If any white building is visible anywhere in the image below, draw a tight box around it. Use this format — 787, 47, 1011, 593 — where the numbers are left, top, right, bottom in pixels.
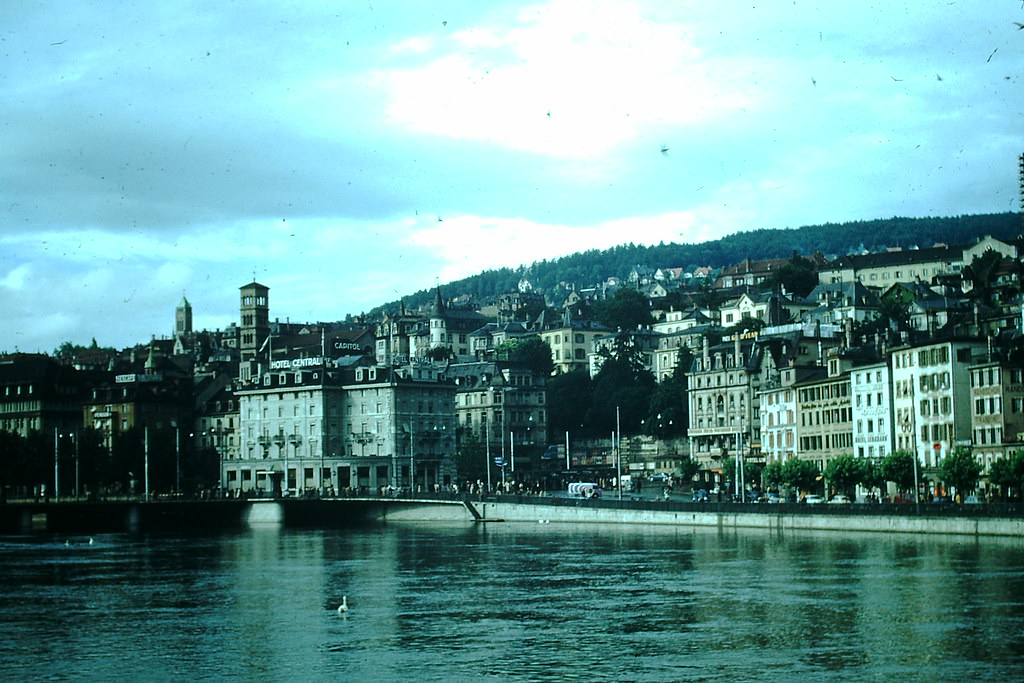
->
851, 361, 894, 461
891, 339, 986, 471
229, 358, 456, 496
759, 367, 800, 464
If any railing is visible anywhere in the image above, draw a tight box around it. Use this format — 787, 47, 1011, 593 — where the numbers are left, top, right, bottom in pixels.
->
7, 489, 1023, 519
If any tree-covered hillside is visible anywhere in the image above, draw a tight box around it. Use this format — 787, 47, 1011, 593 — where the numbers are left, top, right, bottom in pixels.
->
373, 212, 1021, 315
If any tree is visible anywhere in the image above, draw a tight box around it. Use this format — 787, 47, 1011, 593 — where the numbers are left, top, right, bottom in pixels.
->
763, 253, 819, 298
452, 430, 487, 483
880, 450, 917, 494
676, 456, 700, 485
877, 291, 912, 333
938, 446, 983, 501
494, 336, 554, 377
585, 351, 656, 436
547, 369, 593, 437
962, 249, 1004, 306
781, 458, 821, 494
823, 455, 866, 500
860, 459, 886, 495
642, 357, 690, 439
592, 288, 654, 330
762, 461, 785, 489
986, 449, 1024, 501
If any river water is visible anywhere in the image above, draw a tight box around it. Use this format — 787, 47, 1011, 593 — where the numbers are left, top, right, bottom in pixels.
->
1, 522, 1022, 682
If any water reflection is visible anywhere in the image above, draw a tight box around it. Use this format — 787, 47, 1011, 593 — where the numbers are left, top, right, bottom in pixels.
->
0, 524, 1022, 681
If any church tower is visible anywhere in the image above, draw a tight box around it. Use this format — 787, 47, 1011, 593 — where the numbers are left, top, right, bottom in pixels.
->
175, 294, 193, 337
239, 282, 269, 381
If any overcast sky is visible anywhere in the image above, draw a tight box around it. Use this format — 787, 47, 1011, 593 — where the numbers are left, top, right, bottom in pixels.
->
2, 1, 1022, 353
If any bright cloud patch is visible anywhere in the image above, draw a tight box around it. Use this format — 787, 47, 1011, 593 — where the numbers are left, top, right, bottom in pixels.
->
373, 0, 747, 157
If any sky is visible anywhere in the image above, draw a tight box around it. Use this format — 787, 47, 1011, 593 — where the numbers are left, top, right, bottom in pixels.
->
2, 1, 1023, 353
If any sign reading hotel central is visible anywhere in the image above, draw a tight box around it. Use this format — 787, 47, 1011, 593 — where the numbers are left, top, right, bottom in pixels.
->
270, 357, 323, 370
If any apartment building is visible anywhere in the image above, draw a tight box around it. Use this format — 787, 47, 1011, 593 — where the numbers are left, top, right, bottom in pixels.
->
652, 324, 711, 383
851, 360, 894, 461
890, 338, 986, 470
969, 359, 1024, 472
233, 356, 347, 495
794, 354, 854, 469
759, 366, 818, 464
343, 363, 456, 492
536, 311, 611, 375
589, 328, 662, 378
232, 357, 456, 496
450, 361, 548, 474
687, 335, 760, 467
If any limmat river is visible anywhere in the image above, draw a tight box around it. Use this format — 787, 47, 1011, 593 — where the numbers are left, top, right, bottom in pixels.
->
1, 522, 1022, 682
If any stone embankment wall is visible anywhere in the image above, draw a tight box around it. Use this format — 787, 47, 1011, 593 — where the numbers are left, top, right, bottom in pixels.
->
459, 501, 1024, 537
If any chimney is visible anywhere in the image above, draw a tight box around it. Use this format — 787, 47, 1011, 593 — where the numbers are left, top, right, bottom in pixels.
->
734, 335, 742, 367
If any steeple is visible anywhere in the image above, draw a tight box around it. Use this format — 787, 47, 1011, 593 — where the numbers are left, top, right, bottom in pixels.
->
430, 285, 446, 317
175, 292, 193, 337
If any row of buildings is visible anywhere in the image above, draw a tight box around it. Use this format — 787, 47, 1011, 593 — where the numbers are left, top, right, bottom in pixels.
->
2, 233, 1023, 497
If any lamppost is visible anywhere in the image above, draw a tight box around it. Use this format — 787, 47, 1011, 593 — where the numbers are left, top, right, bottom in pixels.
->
274, 432, 287, 496
52, 427, 59, 503
144, 424, 150, 502
484, 417, 492, 492
409, 421, 415, 493
172, 421, 181, 496
616, 405, 621, 500
73, 430, 79, 499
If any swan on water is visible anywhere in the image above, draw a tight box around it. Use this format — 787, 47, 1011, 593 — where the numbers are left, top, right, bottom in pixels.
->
337, 596, 348, 614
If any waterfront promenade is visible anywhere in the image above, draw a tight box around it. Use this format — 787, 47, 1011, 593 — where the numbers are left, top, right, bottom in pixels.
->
3, 493, 1023, 537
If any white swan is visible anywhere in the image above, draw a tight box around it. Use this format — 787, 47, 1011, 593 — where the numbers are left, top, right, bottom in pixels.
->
337, 596, 348, 614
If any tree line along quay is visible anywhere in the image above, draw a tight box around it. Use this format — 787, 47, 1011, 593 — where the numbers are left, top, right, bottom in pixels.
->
2, 232, 1024, 508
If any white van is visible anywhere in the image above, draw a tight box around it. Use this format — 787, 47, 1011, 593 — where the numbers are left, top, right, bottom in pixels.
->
567, 482, 602, 499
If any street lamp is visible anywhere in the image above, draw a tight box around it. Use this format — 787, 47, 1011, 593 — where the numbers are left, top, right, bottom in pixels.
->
52, 427, 60, 503
409, 422, 415, 493
484, 417, 492, 492
171, 421, 180, 496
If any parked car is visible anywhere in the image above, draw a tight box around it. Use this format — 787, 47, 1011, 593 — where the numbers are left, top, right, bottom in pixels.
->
804, 494, 826, 504
692, 489, 709, 502
765, 494, 784, 504
828, 494, 851, 504
650, 473, 671, 483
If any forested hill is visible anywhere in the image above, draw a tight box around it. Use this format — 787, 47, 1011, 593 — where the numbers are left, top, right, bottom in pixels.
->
374, 212, 1021, 315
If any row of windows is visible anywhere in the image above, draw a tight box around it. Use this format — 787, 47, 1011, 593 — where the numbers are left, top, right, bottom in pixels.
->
546, 333, 587, 345
972, 367, 1024, 387
694, 394, 747, 412
856, 445, 889, 459
764, 410, 795, 427
800, 407, 852, 427
763, 390, 795, 405
799, 432, 853, 451
853, 370, 885, 384
919, 372, 950, 392
917, 346, 950, 368
973, 397, 1003, 416
854, 392, 885, 408
855, 418, 886, 433
764, 431, 795, 449
920, 423, 953, 442
920, 397, 952, 417
798, 383, 849, 403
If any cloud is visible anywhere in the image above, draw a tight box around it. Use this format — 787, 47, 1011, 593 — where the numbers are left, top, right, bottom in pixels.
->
373, 0, 747, 157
